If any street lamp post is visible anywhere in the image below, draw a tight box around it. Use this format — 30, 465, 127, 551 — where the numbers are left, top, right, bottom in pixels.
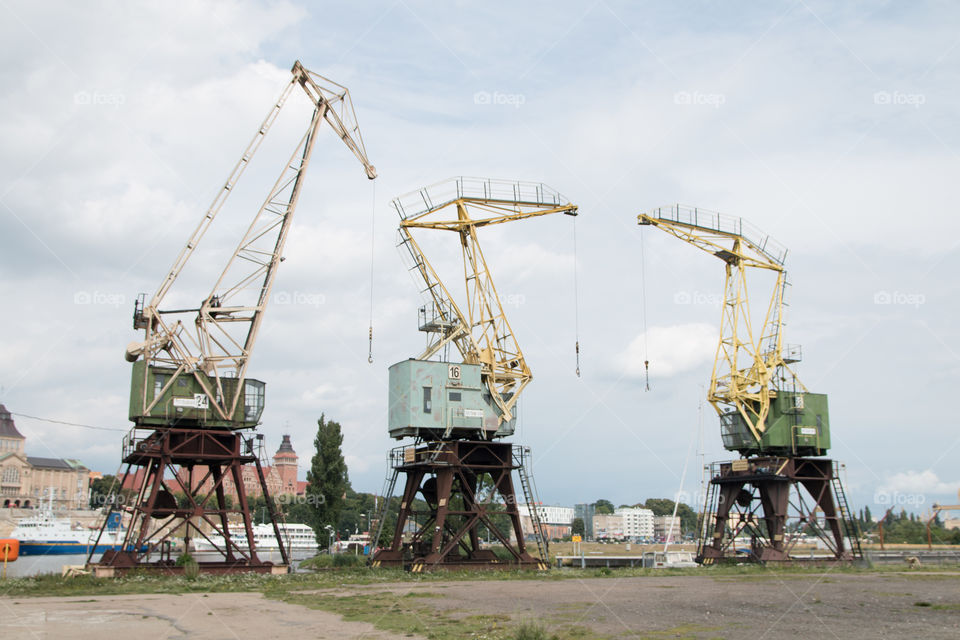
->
324, 524, 334, 554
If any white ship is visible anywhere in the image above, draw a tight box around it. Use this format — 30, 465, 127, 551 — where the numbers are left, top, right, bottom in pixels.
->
12, 510, 140, 556
192, 522, 318, 553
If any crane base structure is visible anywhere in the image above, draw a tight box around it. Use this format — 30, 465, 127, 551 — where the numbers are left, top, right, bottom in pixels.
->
86, 427, 288, 575
697, 457, 862, 564
371, 441, 549, 571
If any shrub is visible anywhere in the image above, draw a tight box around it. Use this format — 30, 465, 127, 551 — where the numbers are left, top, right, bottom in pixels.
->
513, 620, 548, 640
175, 553, 200, 579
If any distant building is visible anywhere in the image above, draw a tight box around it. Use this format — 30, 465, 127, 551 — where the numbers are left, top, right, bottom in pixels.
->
593, 513, 624, 540
574, 503, 596, 540
518, 504, 574, 540
654, 514, 682, 539
0, 405, 91, 509
615, 506, 655, 540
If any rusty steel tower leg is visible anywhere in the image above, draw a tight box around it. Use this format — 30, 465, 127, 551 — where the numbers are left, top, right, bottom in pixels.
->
229, 459, 259, 564
494, 465, 528, 558
90, 428, 285, 575
210, 465, 236, 562
697, 457, 861, 564
699, 481, 743, 562
372, 441, 546, 571
424, 468, 455, 565
795, 458, 852, 559
756, 479, 790, 562
462, 471, 483, 556
371, 468, 425, 567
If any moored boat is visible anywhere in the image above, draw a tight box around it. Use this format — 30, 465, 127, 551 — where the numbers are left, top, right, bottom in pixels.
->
12, 510, 141, 556
193, 522, 319, 553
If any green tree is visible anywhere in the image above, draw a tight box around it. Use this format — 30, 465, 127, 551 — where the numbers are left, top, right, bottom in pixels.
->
306, 414, 349, 546
89, 474, 137, 510
641, 498, 697, 535
675, 503, 697, 535
89, 474, 119, 508
571, 517, 585, 537
594, 499, 614, 515
643, 498, 674, 516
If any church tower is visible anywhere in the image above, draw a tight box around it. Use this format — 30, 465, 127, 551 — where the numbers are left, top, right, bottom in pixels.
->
273, 434, 298, 495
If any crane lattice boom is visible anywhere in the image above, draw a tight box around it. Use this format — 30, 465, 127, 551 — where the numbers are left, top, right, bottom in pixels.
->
639, 205, 806, 446
394, 177, 577, 427
127, 61, 375, 427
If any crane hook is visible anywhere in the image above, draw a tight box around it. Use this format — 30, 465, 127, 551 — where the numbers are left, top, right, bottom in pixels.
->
644, 359, 650, 391
367, 326, 374, 364
575, 340, 581, 377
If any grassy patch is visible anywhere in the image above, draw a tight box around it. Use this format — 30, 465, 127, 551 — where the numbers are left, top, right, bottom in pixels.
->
279, 591, 611, 640
513, 620, 548, 639
914, 601, 960, 611
282, 591, 501, 639
630, 623, 722, 639
300, 553, 367, 570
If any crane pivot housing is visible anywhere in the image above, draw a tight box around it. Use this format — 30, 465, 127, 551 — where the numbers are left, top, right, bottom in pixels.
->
388, 359, 514, 440
391, 177, 577, 440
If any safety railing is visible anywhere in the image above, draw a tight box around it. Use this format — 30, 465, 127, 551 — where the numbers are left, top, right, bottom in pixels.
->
392, 176, 569, 220
645, 204, 788, 266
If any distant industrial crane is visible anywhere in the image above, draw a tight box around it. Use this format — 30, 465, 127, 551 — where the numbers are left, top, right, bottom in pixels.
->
372, 177, 577, 570
638, 205, 860, 563
927, 492, 960, 549
88, 61, 375, 574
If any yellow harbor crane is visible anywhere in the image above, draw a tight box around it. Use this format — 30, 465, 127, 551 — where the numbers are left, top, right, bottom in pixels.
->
394, 177, 578, 435
639, 205, 859, 563
639, 205, 827, 458
372, 177, 577, 570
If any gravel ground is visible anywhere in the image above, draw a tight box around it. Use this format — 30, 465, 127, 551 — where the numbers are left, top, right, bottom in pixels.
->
0, 592, 414, 640
328, 571, 960, 638
1, 572, 958, 639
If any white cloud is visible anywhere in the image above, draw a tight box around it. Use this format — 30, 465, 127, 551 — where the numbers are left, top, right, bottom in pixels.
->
1, 2, 959, 511
878, 469, 960, 498
617, 323, 718, 379
344, 453, 374, 475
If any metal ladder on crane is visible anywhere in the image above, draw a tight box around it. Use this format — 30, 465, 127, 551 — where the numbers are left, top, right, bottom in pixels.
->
515, 447, 548, 562
696, 471, 720, 562
371, 454, 400, 553
830, 462, 863, 559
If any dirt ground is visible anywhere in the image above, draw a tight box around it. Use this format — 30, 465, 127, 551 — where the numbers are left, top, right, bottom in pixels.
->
427, 572, 960, 637
0, 592, 413, 640
2, 572, 959, 639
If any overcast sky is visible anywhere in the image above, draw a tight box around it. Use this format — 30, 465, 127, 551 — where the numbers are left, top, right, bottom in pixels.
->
1, 1, 958, 517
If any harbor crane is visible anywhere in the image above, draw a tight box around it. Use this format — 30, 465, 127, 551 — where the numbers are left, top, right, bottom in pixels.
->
372, 177, 577, 570
639, 206, 818, 457
639, 205, 860, 563
88, 61, 375, 574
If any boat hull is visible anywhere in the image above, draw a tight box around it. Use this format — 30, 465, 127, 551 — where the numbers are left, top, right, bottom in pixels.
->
18, 542, 147, 556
